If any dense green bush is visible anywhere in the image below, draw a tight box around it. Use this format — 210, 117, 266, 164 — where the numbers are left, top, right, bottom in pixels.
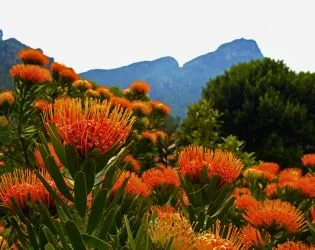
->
187, 58, 315, 166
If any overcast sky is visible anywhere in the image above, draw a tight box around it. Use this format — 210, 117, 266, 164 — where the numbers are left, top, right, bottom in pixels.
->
1, 0, 314, 73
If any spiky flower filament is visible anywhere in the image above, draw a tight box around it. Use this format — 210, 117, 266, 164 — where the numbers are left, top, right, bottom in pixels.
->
0, 169, 53, 210
244, 199, 306, 233
178, 145, 243, 185
149, 206, 195, 250
195, 220, 249, 250
44, 98, 136, 157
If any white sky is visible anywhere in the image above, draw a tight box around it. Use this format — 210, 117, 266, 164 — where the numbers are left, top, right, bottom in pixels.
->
1, 0, 314, 73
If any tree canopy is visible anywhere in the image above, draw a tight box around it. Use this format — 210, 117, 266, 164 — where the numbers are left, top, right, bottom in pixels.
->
185, 58, 315, 166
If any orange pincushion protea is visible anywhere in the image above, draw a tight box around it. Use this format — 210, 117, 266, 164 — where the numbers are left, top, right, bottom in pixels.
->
72, 79, 93, 90
278, 168, 302, 188
33, 99, 50, 112
265, 183, 278, 196
44, 98, 135, 157
241, 224, 266, 248
123, 154, 141, 172
142, 131, 158, 144
150, 100, 171, 116
51, 62, 78, 83
85, 89, 100, 98
274, 241, 314, 250
295, 176, 315, 198
195, 220, 249, 250
18, 48, 49, 66
301, 153, 315, 167
130, 80, 150, 94
96, 87, 113, 99
254, 162, 280, 175
243, 199, 306, 233
149, 206, 195, 250
178, 145, 243, 185
10, 64, 52, 84
110, 96, 132, 110
131, 101, 152, 115
113, 171, 151, 197
0, 91, 14, 107
142, 166, 180, 189
235, 194, 259, 210
0, 169, 53, 210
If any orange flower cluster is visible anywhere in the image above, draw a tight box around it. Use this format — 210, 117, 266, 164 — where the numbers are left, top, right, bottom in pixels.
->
244, 162, 279, 181
130, 80, 150, 94
301, 153, 315, 167
131, 101, 152, 115
96, 87, 113, 99
44, 98, 135, 157
72, 79, 93, 90
149, 206, 195, 250
294, 175, 315, 198
51, 62, 78, 83
244, 199, 306, 233
265, 183, 278, 197
235, 194, 259, 211
0, 169, 53, 210
34, 143, 64, 169
195, 220, 248, 250
10, 64, 52, 84
123, 154, 141, 172
142, 130, 168, 144
112, 171, 150, 197
111, 96, 132, 110
85, 89, 100, 98
0, 91, 14, 107
18, 48, 49, 66
0, 236, 7, 250
241, 224, 266, 248
278, 168, 302, 188
150, 100, 171, 116
274, 241, 314, 250
142, 166, 180, 189
178, 145, 243, 185
33, 99, 50, 112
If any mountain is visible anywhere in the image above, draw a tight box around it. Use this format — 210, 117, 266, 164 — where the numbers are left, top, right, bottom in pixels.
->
0, 29, 28, 89
0, 29, 263, 116
81, 38, 263, 117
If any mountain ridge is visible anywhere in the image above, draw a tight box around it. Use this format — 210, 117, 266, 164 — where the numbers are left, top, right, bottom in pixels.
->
81, 38, 263, 117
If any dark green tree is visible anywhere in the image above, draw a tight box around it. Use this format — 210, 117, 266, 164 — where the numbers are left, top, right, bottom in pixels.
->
193, 58, 315, 166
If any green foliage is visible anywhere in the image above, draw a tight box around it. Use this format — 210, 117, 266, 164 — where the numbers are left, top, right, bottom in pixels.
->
196, 58, 315, 166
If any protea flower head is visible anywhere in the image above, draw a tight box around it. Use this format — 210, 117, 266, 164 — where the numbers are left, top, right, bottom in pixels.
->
10, 64, 52, 85
0, 169, 53, 211
178, 145, 243, 185
195, 220, 249, 250
18, 48, 49, 66
44, 98, 136, 157
243, 199, 306, 233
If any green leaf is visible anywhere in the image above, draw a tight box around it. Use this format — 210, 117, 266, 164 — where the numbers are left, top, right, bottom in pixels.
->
124, 215, 137, 250
99, 206, 120, 239
65, 144, 80, 177
87, 188, 108, 233
64, 220, 86, 250
35, 171, 72, 218
81, 234, 112, 249
82, 159, 96, 194
42, 226, 60, 249
74, 171, 87, 218
38, 146, 73, 201
26, 219, 39, 250
45, 243, 57, 250
54, 221, 70, 250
